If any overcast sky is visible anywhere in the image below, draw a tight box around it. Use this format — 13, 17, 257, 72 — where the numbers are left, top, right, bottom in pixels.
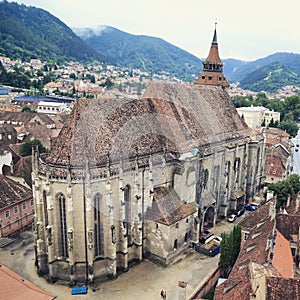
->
8, 0, 300, 61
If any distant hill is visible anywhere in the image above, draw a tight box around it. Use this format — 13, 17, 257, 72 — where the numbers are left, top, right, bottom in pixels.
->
239, 62, 300, 93
0, 1, 107, 63
1, 2, 300, 93
74, 26, 300, 92
73, 26, 202, 81
223, 53, 300, 92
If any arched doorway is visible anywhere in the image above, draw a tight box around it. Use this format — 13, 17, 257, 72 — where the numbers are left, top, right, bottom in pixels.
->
203, 206, 215, 229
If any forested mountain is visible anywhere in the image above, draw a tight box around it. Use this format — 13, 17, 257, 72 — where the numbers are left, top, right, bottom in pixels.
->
74, 26, 300, 91
224, 53, 300, 92
0, 1, 107, 63
239, 62, 299, 93
73, 26, 202, 81
1, 2, 300, 93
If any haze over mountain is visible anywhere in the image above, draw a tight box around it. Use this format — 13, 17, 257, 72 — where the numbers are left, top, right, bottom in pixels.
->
74, 25, 300, 92
72, 26, 202, 82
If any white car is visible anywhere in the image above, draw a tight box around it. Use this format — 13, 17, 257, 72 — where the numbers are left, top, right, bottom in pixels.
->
250, 202, 260, 209
228, 214, 237, 222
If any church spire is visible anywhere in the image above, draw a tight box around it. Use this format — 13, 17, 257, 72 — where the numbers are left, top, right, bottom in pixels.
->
212, 22, 217, 44
194, 23, 229, 88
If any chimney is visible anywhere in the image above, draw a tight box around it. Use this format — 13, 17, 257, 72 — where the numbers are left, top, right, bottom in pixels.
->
286, 194, 291, 208
266, 190, 274, 202
269, 201, 276, 220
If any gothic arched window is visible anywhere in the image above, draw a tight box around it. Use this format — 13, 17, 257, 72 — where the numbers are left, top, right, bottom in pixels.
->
203, 169, 209, 190
57, 193, 68, 258
124, 185, 132, 245
43, 190, 48, 227
94, 193, 103, 258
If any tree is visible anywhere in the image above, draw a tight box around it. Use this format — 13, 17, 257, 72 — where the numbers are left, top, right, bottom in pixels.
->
219, 232, 231, 277
219, 225, 242, 277
278, 119, 298, 137
20, 139, 47, 157
69, 73, 76, 79
102, 78, 114, 89
268, 174, 300, 209
21, 106, 36, 113
232, 225, 242, 262
269, 118, 276, 128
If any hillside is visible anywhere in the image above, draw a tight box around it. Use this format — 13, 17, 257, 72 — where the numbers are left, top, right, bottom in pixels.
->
0, 1, 107, 63
224, 53, 300, 92
1, 2, 300, 92
73, 26, 202, 81
239, 62, 300, 93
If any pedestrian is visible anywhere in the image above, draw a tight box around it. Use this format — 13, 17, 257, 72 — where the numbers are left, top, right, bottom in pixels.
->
160, 289, 167, 299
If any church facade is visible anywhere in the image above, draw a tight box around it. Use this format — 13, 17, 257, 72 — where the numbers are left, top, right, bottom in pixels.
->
32, 28, 266, 283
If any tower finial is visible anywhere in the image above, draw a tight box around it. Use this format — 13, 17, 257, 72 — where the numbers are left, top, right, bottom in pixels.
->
212, 22, 218, 44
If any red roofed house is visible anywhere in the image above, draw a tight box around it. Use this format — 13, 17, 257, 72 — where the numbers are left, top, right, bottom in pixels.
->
263, 128, 292, 185
0, 174, 33, 237
215, 194, 300, 300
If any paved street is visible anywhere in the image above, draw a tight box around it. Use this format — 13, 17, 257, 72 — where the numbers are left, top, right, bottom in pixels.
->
0, 221, 234, 300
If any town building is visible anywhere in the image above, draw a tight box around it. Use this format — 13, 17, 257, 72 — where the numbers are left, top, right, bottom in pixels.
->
0, 124, 16, 175
262, 128, 292, 184
215, 194, 300, 300
0, 174, 33, 237
36, 101, 68, 115
236, 106, 280, 128
31, 27, 266, 283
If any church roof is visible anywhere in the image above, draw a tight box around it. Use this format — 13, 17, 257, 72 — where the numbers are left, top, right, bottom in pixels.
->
45, 82, 249, 170
145, 186, 197, 225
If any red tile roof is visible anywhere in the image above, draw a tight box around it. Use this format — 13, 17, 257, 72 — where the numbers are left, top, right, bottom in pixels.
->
145, 186, 196, 225
215, 199, 299, 300
265, 155, 285, 178
272, 230, 294, 278
267, 277, 300, 300
0, 174, 32, 209
0, 264, 55, 300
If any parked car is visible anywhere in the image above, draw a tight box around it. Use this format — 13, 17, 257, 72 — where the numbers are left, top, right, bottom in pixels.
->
213, 236, 222, 245
228, 214, 237, 222
235, 207, 245, 217
250, 202, 260, 209
200, 230, 215, 244
244, 204, 256, 211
